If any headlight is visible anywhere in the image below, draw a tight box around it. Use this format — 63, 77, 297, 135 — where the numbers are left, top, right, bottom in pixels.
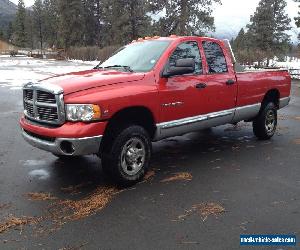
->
65, 104, 101, 122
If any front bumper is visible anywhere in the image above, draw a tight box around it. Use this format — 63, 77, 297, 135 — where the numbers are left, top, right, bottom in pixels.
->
20, 116, 107, 155
22, 129, 103, 156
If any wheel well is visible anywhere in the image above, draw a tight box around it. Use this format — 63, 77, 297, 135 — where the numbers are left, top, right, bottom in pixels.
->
262, 89, 280, 109
104, 106, 156, 140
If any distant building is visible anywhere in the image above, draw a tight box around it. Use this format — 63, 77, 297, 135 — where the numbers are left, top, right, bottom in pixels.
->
0, 40, 15, 51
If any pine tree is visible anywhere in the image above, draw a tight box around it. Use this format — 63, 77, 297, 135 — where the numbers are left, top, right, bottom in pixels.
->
0, 30, 4, 40
233, 28, 248, 64
44, 0, 60, 48
233, 28, 246, 51
101, 0, 126, 45
247, 0, 291, 65
14, 0, 27, 47
58, 0, 84, 49
101, 0, 152, 46
232, 28, 258, 65
6, 22, 14, 42
82, 0, 97, 46
125, 0, 153, 41
154, 0, 221, 36
95, 0, 102, 46
294, 0, 300, 40
25, 10, 34, 49
33, 0, 45, 51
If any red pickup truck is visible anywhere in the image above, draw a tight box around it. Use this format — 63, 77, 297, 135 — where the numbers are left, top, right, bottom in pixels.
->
20, 36, 291, 186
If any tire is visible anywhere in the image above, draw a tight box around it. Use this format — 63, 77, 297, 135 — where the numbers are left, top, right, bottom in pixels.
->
253, 102, 277, 140
101, 125, 152, 187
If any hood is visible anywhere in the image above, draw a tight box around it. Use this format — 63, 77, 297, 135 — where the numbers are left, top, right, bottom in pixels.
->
39, 69, 145, 95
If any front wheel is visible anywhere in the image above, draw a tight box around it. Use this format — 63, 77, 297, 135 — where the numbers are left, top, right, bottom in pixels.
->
101, 125, 152, 186
253, 102, 277, 140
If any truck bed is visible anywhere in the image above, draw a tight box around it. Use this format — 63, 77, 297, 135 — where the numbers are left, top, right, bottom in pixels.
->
235, 69, 291, 107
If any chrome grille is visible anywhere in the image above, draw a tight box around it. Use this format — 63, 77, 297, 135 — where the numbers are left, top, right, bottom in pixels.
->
37, 90, 56, 104
23, 83, 65, 125
37, 107, 59, 121
24, 102, 34, 116
24, 89, 33, 101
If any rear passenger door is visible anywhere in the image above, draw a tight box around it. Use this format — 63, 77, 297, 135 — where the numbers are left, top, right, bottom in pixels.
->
201, 40, 237, 113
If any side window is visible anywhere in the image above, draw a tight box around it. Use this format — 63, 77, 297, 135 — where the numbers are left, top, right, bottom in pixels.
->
202, 41, 228, 73
169, 41, 202, 74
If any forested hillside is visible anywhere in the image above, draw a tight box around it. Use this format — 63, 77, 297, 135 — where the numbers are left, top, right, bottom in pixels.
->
1, 0, 220, 50
0, 0, 17, 32
1, 0, 300, 64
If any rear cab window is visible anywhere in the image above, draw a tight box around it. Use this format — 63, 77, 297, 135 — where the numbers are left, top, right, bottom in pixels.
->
202, 41, 228, 74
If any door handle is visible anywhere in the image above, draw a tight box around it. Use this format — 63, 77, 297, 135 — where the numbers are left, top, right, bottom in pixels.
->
195, 83, 207, 89
226, 79, 235, 85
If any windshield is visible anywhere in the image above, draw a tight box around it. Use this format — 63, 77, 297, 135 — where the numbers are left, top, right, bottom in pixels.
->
99, 40, 171, 72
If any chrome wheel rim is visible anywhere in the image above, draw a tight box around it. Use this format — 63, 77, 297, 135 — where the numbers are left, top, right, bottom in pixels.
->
121, 138, 146, 176
265, 109, 276, 133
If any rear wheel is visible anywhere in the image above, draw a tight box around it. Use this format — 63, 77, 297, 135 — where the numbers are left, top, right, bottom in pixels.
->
101, 125, 152, 186
253, 102, 277, 140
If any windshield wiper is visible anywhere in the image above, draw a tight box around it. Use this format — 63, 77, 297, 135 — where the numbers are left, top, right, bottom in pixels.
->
102, 65, 134, 72
93, 63, 101, 70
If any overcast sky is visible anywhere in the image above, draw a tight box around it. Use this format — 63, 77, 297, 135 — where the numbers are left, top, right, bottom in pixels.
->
10, 0, 300, 40
212, 0, 299, 39
11, 0, 35, 7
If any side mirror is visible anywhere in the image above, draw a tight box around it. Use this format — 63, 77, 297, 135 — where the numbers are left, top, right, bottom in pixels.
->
163, 58, 195, 77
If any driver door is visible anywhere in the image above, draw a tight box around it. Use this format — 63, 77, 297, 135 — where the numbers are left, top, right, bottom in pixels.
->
158, 40, 209, 123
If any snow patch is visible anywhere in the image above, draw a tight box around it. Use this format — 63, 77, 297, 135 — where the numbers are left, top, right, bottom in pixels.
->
0, 56, 99, 90
23, 160, 46, 166
28, 169, 50, 180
